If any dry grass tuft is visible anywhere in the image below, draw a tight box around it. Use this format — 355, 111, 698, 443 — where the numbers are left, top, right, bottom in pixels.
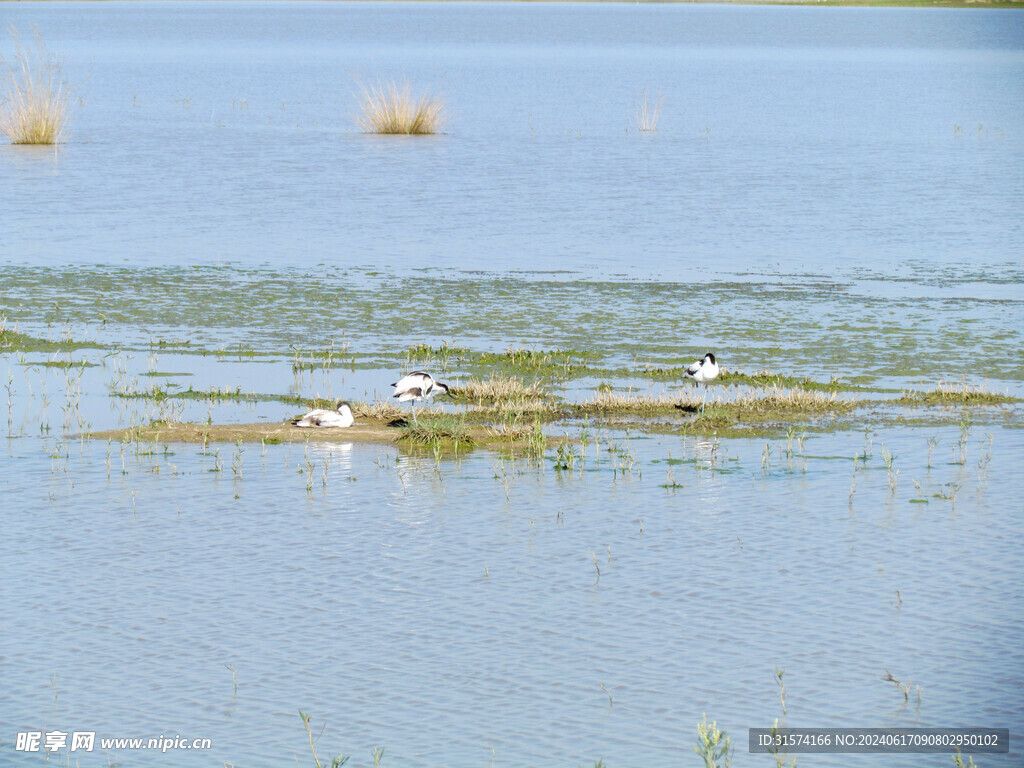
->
357, 81, 444, 135
352, 398, 407, 422
579, 389, 704, 414
0, 27, 72, 145
723, 387, 853, 415
452, 375, 545, 404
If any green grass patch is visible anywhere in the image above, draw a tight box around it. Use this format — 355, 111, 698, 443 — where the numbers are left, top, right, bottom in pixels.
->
114, 383, 305, 405
22, 358, 97, 369
399, 413, 475, 449
898, 381, 1019, 406
718, 369, 854, 392
477, 347, 599, 378
0, 327, 97, 354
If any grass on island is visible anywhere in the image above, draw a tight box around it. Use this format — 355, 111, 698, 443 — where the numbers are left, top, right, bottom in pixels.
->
450, 374, 547, 404
398, 413, 475, 449
0, 28, 72, 145
898, 380, 1018, 406
575, 389, 705, 415
357, 81, 444, 135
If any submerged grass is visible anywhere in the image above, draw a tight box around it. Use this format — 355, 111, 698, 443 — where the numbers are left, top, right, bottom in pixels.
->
357, 81, 443, 135
0, 28, 72, 145
477, 347, 597, 378
0, 327, 96, 354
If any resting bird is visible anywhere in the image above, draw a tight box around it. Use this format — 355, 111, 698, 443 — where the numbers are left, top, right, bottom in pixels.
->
685, 352, 719, 386
292, 401, 354, 428
391, 370, 450, 423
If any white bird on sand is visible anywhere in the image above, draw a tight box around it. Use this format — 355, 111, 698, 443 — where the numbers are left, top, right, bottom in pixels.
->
684, 352, 719, 412
391, 370, 451, 423
292, 401, 355, 428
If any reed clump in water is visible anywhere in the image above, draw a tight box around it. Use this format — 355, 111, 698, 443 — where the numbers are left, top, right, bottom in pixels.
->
357, 81, 443, 135
0, 28, 72, 145
636, 87, 663, 133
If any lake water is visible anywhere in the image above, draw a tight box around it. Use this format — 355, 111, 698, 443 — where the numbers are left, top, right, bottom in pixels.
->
1, 3, 1023, 767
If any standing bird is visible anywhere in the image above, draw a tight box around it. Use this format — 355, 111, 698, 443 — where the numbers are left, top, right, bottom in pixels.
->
391, 370, 450, 423
684, 352, 719, 412
292, 401, 355, 428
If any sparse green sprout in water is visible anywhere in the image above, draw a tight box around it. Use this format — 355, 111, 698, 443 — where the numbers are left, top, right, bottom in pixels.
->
297, 710, 348, 768
693, 713, 732, 768
1, 27, 73, 144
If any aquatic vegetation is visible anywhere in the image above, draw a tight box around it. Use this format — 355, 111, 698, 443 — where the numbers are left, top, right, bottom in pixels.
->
577, 389, 704, 414
899, 380, 1017, 406
0, 325, 93, 354
477, 347, 596, 378
113, 383, 264, 404
636, 87, 663, 133
298, 710, 348, 768
693, 713, 732, 768
405, 340, 468, 369
553, 442, 579, 470
357, 80, 443, 135
451, 374, 546, 404
0, 28, 72, 144
22, 358, 97, 369
399, 412, 474, 449
709, 387, 854, 416
718, 369, 854, 393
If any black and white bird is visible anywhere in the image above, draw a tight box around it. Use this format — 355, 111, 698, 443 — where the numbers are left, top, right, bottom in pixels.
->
685, 352, 719, 386
684, 352, 720, 412
391, 370, 450, 423
292, 401, 355, 428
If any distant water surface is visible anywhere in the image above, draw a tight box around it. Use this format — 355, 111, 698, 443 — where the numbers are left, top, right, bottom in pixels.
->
0, 1, 1022, 282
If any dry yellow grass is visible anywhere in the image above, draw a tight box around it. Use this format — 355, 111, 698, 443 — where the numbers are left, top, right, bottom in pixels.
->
351, 397, 407, 422
356, 81, 443, 135
580, 389, 705, 414
724, 387, 853, 414
452, 375, 545, 404
0, 28, 71, 145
